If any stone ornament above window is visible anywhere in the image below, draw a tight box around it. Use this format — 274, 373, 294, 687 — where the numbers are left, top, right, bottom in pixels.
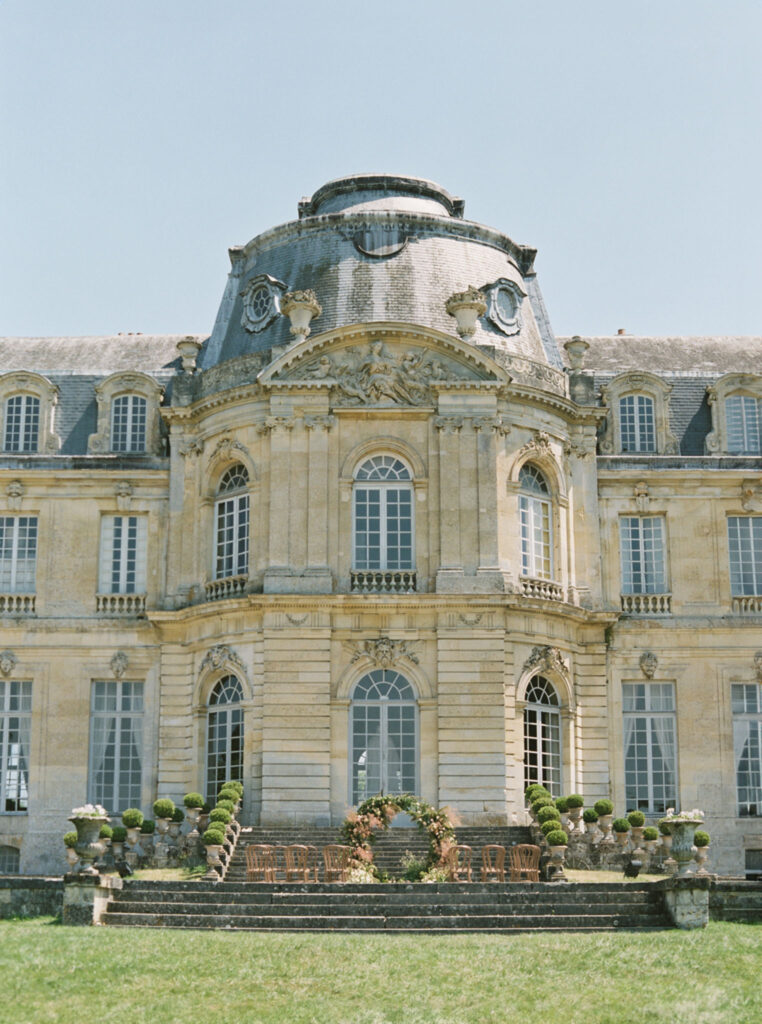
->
482, 278, 526, 337
705, 373, 762, 455
200, 644, 245, 676
0, 371, 61, 454
347, 636, 420, 668
599, 371, 678, 455
0, 650, 17, 676
110, 651, 128, 678
523, 645, 568, 676
640, 651, 658, 679
88, 371, 164, 456
240, 274, 287, 333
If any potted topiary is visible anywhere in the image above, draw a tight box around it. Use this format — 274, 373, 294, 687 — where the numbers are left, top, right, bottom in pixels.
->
217, 789, 240, 814
594, 799, 614, 843
121, 808, 144, 847
223, 779, 243, 797
627, 810, 646, 846
530, 795, 554, 821
693, 829, 711, 875
202, 826, 227, 873
99, 823, 113, 847
642, 826, 659, 855
209, 807, 232, 837
612, 818, 631, 847
68, 803, 109, 875
582, 807, 599, 837
111, 825, 127, 859
545, 827, 569, 879
198, 800, 212, 834
139, 818, 155, 854
153, 798, 175, 837
525, 783, 549, 805
554, 796, 570, 831
565, 794, 584, 831
63, 830, 79, 869
540, 819, 562, 837
168, 805, 185, 842
183, 792, 204, 830
658, 810, 706, 876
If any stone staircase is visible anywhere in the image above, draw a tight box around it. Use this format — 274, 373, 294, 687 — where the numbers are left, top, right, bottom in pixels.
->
225, 825, 534, 881
101, 878, 670, 932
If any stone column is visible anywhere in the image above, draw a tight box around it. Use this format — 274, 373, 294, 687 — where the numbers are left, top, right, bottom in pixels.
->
304, 415, 334, 589
263, 417, 294, 591
435, 417, 463, 589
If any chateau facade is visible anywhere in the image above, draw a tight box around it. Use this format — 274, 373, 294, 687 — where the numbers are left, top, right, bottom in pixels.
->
1, 174, 761, 876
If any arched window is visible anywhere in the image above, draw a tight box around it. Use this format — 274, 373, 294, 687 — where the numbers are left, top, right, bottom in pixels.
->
618, 394, 656, 453
350, 668, 417, 805
353, 456, 413, 571
523, 675, 561, 796
519, 464, 552, 580
0, 845, 20, 874
206, 675, 244, 799
214, 465, 250, 580
4, 395, 40, 453
111, 395, 147, 453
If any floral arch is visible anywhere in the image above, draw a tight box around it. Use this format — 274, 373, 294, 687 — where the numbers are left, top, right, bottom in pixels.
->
340, 793, 456, 873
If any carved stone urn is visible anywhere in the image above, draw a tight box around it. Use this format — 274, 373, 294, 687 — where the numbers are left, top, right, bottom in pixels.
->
445, 287, 487, 338
660, 818, 704, 877
280, 290, 322, 339
69, 815, 108, 876
176, 336, 202, 373
563, 335, 590, 371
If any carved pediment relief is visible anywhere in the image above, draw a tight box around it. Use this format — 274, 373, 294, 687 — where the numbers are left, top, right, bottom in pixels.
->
260, 327, 504, 408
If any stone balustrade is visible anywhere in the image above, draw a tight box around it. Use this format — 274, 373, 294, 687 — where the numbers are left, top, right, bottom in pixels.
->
96, 593, 146, 615
350, 570, 417, 594
204, 575, 248, 601
620, 593, 672, 615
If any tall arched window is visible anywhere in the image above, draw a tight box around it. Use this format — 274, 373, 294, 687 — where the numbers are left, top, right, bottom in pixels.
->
4, 395, 40, 453
353, 456, 413, 571
618, 394, 656, 453
215, 465, 250, 580
350, 669, 417, 805
111, 395, 147, 453
519, 464, 552, 580
523, 675, 561, 796
206, 675, 244, 799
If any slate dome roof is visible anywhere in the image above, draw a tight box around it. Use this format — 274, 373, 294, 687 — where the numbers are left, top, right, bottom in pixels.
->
201, 174, 563, 370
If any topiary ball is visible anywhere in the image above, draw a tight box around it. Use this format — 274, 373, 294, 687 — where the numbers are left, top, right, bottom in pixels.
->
140, 819, 155, 834
121, 808, 144, 829
111, 826, 127, 843
627, 810, 646, 827
566, 794, 584, 809
171, 807, 185, 823
554, 797, 570, 813
594, 799, 614, 817
202, 828, 226, 846
643, 827, 659, 841
183, 793, 204, 808
537, 805, 561, 824
63, 831, 78, 848
694, 830, 710, 847
541, 819, 562, 836
153, 798, 175, 819
209, 808, 231, 825
612, 818, 630, 833
545, 829, 568, 847
582, 808, 599, 823
99, 824, 113, 839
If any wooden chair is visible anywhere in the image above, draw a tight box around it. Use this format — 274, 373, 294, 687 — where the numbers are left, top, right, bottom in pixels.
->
323, 844, 352, 882
245, 844, 276, 882
304, 845, 320, 882
283, 844, 310, 882
508, 843, 541, 882
445, 844, 473, 882
480, 844, 506, 882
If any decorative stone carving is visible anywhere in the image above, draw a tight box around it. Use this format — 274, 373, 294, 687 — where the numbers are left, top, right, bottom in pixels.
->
88, 372, 164, 455
296, 341, 465, 407
114, 481, 133, 512
258, 416, 295, 434
0, 371, 61, 453
640, 651, 658, 679
303, 415, 335, 432
599, 371, 678, 455
348, 636, 420, 668
472, 416, 510, 435
5, 480, 24, 511
524, 645, 567, 676
111, 652, 129, 679
564, 336, 590, 371
176, 336, 202, 373
434, 416, 464, 434
740, 479, 762, 512
0, 650, 17, 676
207, 436, 248, 467
517, 431, 553, 460
200, 645, 245, 674
563, 435, 595, 461
178, 436, 204, 458
445, 287, 487, 339
280, 290, 322, 339
240, 274, 287, 333
634, 481, 650, 512
458, 613, 482, 626
754, 652, 762, 682
706, 374, 762, 453
286, 613, 308, 625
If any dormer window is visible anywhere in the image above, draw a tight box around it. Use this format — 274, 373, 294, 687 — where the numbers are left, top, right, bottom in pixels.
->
111, 395, 147, 453
726, 396, 761, 454
4, 395, 40, 453
619, 395, 656, 453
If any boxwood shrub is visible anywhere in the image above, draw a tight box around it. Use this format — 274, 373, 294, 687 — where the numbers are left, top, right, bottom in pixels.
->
223, 780, 243, 796
171, 806, 185, 823
99, 824, 113, 839
525, 784, 549, 803
183, 793, 204, 808
554, 796, 569, 813
153, 798, 175, 819
537, 805, 561, 825
216, 799, 235, 815
140, 819, 155, 834
111, 826, 127, 843
694, 830, 710, 847
627, 810, 646, 827
209, 808, 231, 825
658, 820, 672, 836
566, 794, 584, 809
121, 808, 144, 829
545, 829, 568, 846
63, 831, 78, 848
202, 828, 226, 846
540, 819, 562, 836
593, 798, 614, 817
582, 808, 599, 823
643, 827, 659, 841
612, 817, 630, 833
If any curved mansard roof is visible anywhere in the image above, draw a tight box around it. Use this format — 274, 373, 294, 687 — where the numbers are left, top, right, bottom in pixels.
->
201, 174, 563, 371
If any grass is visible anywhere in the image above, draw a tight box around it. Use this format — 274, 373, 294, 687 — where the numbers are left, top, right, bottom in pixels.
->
1, 919, 759, 1024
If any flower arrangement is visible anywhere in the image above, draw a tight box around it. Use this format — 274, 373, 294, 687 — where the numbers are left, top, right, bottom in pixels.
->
70, 803, 108, 819
659, 807, 704, 823
340, 793, 456, 876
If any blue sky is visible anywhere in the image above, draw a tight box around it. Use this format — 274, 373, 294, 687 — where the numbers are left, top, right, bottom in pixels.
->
2, 0, 760, 338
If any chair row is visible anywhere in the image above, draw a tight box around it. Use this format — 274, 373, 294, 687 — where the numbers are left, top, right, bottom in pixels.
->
446, 843, 541, 882
245, 843, 353, 883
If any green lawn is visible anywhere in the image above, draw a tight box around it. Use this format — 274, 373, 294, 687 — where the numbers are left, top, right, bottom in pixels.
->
1, 919, 759, 1024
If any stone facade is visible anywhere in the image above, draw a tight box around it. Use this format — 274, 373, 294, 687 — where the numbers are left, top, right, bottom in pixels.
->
0, 174, 761, 876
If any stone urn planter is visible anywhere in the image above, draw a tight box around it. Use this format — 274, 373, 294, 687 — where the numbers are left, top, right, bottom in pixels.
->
280, 289, 322, 339
125, 827, 141, 848
548, 845, 567, 881
630, 826, 645, 846
584, 819, 599, 838
567, 806, 583, 832
69, 807, 109, 876
445, 287, 487, 338
155, 817, 172, 838
65, 846, 79, 869
694, 844, 711, 876
597, 814, 614, 845
659, 817, 704, 877
168, 821, 183, 843
185, 806, 202, 830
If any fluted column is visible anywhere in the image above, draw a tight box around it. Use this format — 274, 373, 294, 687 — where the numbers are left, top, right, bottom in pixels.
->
435, 417, 463, 589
